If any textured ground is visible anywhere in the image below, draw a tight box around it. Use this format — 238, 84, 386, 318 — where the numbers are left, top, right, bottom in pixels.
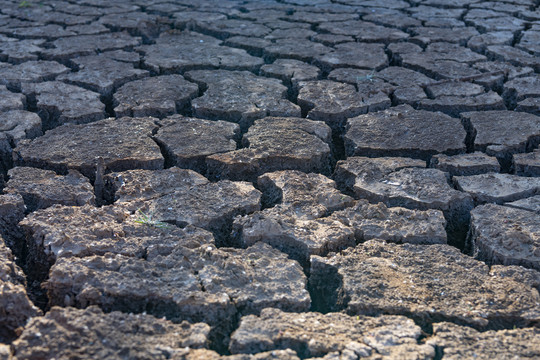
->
0, 0, 539, 359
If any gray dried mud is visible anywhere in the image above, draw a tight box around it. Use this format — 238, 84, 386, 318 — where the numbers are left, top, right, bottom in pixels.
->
0, 0, 539, 358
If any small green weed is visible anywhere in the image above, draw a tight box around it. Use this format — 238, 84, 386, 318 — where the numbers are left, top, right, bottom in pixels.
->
19, 0, 32, 7
134, 209, 170, 229
356, 70, 376, 83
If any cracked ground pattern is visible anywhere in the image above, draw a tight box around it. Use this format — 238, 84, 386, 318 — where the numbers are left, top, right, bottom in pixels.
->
0, 0, 539, 359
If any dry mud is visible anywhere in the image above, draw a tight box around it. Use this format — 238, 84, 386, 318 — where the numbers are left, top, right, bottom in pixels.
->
0, 0, 539, 359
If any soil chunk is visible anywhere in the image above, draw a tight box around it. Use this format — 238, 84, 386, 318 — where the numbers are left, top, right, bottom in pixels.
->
206, 117, 332, 182
427, 322, 540, 359
513, 150, 540, 176
0, 110, 41, 145
0, 38, 45, 64
0, 235, 41, 343
230, 308, 434, 358
429, 152, 500, 176
506, 195, 540, 214
453, 173, 540, 204
232, 207, 356, 266
409, 27, 479, 45
12, 306, 210, 359
256, 170, 354, 214
0, 60, 69, 92
154, 115, 239, 173
260, 59, 320, 90
298, 80, 390, 130
104, 168, 261, 244
461, 110, 540, 167
194, 19, 271, 39
113, 75, 199, 118
21, 81, 106, 130
502, 75, 540, 108
5, 167, 95, 212
46, 242, 309, 343
13, 117, 163, 181
0, 86, 25, 112
486, 45, 540, 72
344, 105, 467, 160
0, 194, 25, 261
310, 240, 540, 329
329, 200, 447, 245
58, 54, 149, 98
333, 156, 473, 246
315, 42, 388, 73
20, 203, 214, 280
516, 97, 540, 115
186, 70, 300, 129
468, 204, 540, 270
42, 32, 141, 61
263, 38, 332, 63
418, 92, 505, 117
138, 32, 263, 74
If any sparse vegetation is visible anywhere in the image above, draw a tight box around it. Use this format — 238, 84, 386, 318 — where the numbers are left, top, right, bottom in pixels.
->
356, 70, 376, 83
134, 209, 170, 229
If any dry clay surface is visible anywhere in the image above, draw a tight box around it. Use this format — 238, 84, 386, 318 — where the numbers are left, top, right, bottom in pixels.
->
0, 0, 539, 359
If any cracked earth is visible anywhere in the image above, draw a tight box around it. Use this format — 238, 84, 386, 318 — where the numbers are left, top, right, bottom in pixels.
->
0, 0, 539, 359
